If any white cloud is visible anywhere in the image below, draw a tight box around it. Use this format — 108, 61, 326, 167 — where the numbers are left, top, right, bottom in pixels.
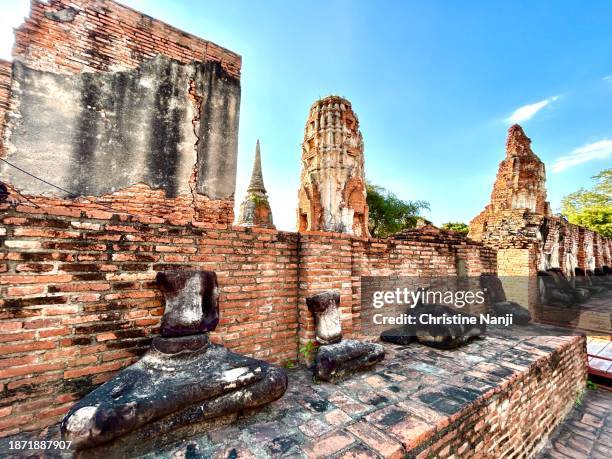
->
506, 96, 559, 124
604, 75, 612, 84
552, 139, 612, 173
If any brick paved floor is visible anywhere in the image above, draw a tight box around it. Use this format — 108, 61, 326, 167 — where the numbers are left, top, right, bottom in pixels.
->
0, 335, 583, 459
145, 336, 579, 459
537, 388, 612, 459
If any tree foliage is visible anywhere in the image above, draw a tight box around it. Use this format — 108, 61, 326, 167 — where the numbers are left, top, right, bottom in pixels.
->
561, 169, 611, 237
441, 222, 469, 235
366, 183, 429, 238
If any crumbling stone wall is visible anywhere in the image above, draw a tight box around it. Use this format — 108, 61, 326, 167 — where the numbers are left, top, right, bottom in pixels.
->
0, 205, 299, 435
473, 209, 611, 273
297, 96, 369, 237
0, 0, 241, 224
296, 227, 496, 353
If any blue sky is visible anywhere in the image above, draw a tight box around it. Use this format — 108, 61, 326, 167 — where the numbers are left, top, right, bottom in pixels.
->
1, 0, 611, 231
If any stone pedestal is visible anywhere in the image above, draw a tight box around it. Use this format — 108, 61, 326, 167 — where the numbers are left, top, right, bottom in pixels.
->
480, 274, 532, 325
538, 271, 586, 307
307, 291, 384, 382
61, 270, 288, 453
380, 304, 485, 349
315, 339, 385, 382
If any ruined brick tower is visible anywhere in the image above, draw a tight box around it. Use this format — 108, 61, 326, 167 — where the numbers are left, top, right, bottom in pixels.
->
469, 124, 551, 240
297, 96, 369, 237
237, 140, 275, 228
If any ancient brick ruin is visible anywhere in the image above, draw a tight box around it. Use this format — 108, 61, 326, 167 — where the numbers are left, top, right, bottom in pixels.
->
297, 96, 369, 237
469, 124, 612, 293
470, 124, 550, 238
0, 0, 609, 456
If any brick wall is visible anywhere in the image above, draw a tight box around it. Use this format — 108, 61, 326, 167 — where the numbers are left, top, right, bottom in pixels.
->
0, 205, 298, 435
13, 0, 240, 78
414, 336, 587, 458
473, 209, 611, 282
1, 0, 241, 225
297, 233, 354, 350
351, 229, 498, 319
1, 186, 236, 227
296, 229, 497, 351
1, 205, 501, 435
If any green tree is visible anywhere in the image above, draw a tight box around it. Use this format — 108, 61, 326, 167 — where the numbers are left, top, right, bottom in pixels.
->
561, 169, 611, 237
441, 222, 469, 235
367, 183, 429, 238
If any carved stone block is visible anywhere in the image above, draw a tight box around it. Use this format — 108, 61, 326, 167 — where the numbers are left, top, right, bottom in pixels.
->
306, 291, 342, 344
156, 270, 219, 336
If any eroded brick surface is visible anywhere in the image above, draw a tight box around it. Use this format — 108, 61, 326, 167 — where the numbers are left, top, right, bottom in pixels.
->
13, 0, 241, 77
468, 125, 612, 305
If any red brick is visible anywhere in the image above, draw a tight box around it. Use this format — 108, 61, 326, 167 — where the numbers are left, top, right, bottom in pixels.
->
0, 322, 22, 332
63, 359, 128, 379
0, 274, 72, 285
6, 285, 45, 296
347, 421, 405, 459
0, 340, 56, 355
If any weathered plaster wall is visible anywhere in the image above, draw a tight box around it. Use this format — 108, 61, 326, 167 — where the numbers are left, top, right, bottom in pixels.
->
0, 0, 241, 223
3, 57, 239, 199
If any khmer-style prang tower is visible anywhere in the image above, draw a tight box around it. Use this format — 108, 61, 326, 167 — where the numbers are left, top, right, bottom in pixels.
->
237, 140, 275, 229
297, 95, 369, 237
469, 124, 551, 240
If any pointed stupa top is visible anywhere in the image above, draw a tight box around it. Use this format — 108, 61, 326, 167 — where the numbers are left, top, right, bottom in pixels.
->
505, 124, 534, 157
247, 139, 266, 194
237, 140, 275, 229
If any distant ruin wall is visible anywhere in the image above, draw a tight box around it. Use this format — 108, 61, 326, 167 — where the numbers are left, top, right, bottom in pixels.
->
0, 204, 495, 436
469, 124, 611, 289
0, 60, 10, 141
472, 209, 611, 275
0, 0, 241, 223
